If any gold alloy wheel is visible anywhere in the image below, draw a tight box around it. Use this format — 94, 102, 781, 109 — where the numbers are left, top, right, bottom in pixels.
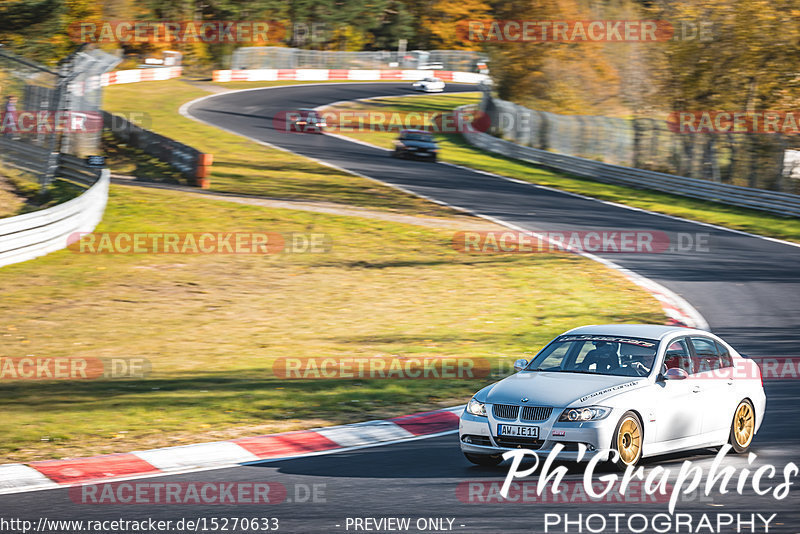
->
617, 416, 641, 465
734, 402, 755, 448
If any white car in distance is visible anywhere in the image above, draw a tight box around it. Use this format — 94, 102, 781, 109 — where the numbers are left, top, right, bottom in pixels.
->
412, 77, 446, 93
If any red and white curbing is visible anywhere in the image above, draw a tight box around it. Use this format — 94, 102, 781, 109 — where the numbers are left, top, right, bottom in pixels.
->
0, 406, 463, 495
212, 69, 487, 84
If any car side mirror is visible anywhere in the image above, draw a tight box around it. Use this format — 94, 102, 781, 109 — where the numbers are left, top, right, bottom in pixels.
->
662, 368, 689, 381
513, 359, 528, 372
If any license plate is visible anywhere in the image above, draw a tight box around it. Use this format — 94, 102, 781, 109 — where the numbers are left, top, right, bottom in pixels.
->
498, 425, 539, 438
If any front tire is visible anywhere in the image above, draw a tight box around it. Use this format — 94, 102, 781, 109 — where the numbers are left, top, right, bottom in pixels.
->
464, 453, 503, 466
611, 411, 643, 469
729, 399, 755, 453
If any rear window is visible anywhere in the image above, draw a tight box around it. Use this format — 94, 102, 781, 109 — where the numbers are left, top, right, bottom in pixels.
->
716, 341, 733, 368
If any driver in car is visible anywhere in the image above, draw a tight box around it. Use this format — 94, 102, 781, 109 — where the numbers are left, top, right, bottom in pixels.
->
578, 341, 620, 373
622, 345, 656, 375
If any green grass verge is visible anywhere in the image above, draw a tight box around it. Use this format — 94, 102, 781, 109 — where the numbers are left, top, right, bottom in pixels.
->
0, 185, 663, 461
325, 93, 800, 243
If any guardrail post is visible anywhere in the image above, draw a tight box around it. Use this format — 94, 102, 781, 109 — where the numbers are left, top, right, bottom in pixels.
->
42, 152, 61, 193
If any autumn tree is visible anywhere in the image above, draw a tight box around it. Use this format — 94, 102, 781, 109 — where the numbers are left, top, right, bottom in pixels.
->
654, 0, 800, 188
482, 0, 623, 115
420, 0, 491, 50
0, 0, 102, 64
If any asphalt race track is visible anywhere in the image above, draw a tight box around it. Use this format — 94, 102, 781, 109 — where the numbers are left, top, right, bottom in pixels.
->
3, 83, 799, 533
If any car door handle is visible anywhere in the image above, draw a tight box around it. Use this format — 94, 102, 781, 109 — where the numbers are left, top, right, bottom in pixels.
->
692, 386, 701, 393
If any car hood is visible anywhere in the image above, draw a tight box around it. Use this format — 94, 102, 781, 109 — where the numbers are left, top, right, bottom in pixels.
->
484, 371, 646, 408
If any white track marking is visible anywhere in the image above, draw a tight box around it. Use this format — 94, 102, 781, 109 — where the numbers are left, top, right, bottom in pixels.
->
134, 442, 260, 471
0, 464, 59, 493
318, 421, 415, 448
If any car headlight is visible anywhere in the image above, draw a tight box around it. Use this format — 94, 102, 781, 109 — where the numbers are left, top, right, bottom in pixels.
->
558, 406, 611, 422
466, 398, 487, 417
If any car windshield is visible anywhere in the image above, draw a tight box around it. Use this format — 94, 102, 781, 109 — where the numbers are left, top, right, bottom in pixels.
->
402, 132, 434, 142
525, 334, 658, 377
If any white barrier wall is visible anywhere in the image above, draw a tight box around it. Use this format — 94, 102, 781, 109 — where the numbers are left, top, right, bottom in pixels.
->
212, 68, 488, 84
101, 67, 183, 86
0, 170, 110, 268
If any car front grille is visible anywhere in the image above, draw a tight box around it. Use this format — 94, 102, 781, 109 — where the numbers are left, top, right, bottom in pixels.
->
492, 404, 520, 420
492, 404, 552, 421
495, 437, 545, 449
521, 406, 553, 422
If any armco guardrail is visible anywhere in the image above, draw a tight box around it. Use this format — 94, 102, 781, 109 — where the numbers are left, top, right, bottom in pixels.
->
103, 111, 212, 188
457, 105, 800, 218
0, 152, 110, 269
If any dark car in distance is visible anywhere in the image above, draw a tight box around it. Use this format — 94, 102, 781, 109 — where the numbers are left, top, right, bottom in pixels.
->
289, 108, 326, 133
391, 129, 439, 161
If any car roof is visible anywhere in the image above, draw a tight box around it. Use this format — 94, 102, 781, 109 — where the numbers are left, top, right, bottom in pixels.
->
297, 108, 317, 112
401, 129, 432, 134
563, 324, 709, 340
